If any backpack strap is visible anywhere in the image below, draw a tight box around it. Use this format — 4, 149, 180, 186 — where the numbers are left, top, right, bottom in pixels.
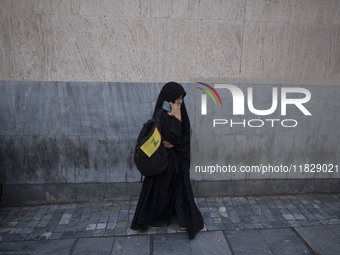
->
155, 108, 164, 118
155, 108, 165, 138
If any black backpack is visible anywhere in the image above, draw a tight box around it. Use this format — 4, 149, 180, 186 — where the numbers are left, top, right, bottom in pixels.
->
134, 110, 168, 177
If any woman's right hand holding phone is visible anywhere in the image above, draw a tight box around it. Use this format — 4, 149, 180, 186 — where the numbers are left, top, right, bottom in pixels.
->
168, 102, 181, 121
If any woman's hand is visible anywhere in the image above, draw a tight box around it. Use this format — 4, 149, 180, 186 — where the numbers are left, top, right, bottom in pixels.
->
162, 140, 174, 148
168, 102, 181, 121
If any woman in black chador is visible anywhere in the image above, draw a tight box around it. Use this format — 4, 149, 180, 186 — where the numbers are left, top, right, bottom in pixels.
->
131, 82, 204, 239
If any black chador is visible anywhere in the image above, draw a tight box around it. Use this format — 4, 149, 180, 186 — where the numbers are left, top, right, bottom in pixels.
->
131, 82, 204, 239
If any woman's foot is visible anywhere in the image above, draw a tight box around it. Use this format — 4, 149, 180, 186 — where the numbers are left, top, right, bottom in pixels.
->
149, 222, 167, 229
178, 225, 187, 231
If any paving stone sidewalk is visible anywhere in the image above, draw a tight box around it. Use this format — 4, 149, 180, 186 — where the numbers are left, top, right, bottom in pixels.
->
0, 193, 340, 254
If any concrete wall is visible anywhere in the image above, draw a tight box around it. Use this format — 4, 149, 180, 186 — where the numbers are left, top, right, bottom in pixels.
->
1, 81, 339, 205
1, 0, 340, 205
190, 83, 340, 180
0, 0, 339, 82
0, 81, 164, 184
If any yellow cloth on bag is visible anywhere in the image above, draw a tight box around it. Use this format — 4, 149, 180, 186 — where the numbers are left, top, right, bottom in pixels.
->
140, 127, 161, 157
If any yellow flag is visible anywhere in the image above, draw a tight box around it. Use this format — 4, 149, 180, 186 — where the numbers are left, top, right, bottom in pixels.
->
140, 127, 161, 157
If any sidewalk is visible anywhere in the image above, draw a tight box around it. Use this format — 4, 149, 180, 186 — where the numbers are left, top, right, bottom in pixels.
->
0, 193, 340, 255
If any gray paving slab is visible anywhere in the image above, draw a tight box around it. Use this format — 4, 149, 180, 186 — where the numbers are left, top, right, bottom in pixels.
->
259, 228, 311, 255
0, 238, 75, 255
0, 241, 35, 254
31, 239, 76, 255
153, 233, 192, 255
295, 225, 340, 255
190, 231, 232, 255
328, 224, 340, 239
268, 245, 310, 255
226, 229, 273, 255
112, 235, 150, 255
72, 237, 115, 255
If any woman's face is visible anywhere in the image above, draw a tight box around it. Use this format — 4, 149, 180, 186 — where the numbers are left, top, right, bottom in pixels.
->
174, 95, 183, 106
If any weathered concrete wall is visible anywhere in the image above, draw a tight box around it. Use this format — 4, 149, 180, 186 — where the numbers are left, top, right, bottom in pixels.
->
1, 81, 339, 205
190, 83, 340, 180
0, 0, 339, 82
0, 82, 166, 184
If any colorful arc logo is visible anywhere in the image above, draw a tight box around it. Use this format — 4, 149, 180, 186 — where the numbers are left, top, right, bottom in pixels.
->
197, 82, 222, 106
197, 82, 222, 115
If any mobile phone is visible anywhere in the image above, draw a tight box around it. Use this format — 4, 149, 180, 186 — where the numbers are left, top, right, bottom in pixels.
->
162, 101, 172, 112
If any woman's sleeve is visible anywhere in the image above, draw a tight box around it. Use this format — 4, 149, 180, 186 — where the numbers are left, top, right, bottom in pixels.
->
160, 111, 190, 161
160, 112, 183, 146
